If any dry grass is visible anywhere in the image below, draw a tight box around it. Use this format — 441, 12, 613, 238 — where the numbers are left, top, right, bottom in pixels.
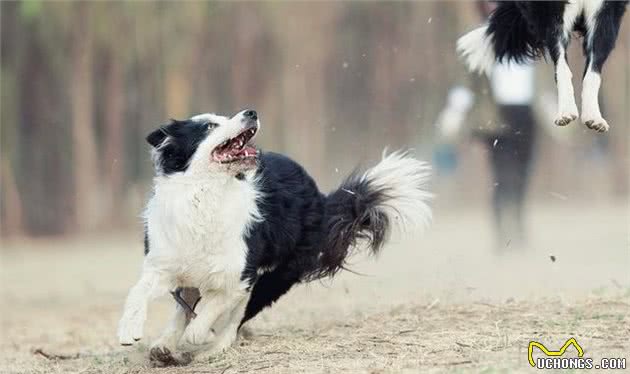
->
2, 296, 629, 374
1, 203, 629, 373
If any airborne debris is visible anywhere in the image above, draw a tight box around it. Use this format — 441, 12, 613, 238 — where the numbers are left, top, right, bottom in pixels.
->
549, 191, 568, 200
426, 298, 440, 310
550, 255, 556, 262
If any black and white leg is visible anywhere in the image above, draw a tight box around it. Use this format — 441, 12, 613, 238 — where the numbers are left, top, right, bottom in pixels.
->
581, 6, 623, 133
118, 267, 169, 345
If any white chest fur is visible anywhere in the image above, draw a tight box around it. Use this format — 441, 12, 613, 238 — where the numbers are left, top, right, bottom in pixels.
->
144, 172, 261, 292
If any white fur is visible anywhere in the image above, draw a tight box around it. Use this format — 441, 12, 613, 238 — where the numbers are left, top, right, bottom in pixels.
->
553, 45, 579, 127
581, 69, 608, 131
119, 110, 262, 347
361, 150, 433, 233
457, 25, 495, 75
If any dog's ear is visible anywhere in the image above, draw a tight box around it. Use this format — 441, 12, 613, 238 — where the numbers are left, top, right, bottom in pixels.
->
146, 127, 169, 147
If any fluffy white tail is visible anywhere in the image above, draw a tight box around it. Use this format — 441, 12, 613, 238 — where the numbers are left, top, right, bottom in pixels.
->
361, 150, 432, 232
317, 151, 432, 279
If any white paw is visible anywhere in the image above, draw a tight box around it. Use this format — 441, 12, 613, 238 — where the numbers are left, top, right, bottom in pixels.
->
118, 312, 145, 346
181, 324, 215, 346
582, 116, 609, 133
554, 111, 578, 127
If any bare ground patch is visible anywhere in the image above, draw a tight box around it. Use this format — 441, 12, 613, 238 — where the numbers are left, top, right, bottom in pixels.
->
2, 203, 629, 373
2, 296, 629, 373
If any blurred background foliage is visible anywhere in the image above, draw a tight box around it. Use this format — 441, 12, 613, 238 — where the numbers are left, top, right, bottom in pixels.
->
1, 1, 628, 237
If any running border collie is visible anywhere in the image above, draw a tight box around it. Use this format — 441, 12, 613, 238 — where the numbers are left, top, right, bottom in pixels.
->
118, 110, 432, 366
457, 0, 627, 132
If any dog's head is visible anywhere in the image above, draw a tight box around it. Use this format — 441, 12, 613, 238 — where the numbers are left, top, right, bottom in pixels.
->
146, 109, 260, 176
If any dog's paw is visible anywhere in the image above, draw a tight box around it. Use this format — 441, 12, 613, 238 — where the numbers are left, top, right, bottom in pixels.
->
118, 314, 144, 346
583, 116, 609, 133
554, 112, 578, 127
149, 346, 193, 367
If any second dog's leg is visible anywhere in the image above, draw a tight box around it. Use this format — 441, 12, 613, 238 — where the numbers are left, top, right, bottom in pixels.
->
581, 4, 624, 133
551, 43, 579, 127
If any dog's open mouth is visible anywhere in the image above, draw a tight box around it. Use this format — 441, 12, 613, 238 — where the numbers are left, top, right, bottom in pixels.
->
212, 125, 259, 164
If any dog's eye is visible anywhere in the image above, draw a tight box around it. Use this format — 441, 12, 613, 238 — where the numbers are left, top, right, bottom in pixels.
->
207, 122, 219, 130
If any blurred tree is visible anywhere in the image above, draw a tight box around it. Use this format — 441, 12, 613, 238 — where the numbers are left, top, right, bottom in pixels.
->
0, 1, 627, 238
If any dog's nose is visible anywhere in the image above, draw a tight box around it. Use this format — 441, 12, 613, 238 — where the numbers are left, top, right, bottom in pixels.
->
243, 110, 257, 121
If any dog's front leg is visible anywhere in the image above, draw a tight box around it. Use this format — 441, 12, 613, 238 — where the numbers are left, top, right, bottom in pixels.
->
149, 288, 200, 367
180, 289, 247, 349
207, 296, 249, 355
118, 267, 168, 345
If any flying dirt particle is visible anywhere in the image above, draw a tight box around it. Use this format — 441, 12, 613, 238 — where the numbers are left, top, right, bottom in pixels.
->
342, 61, 349, 69
428, 17, 432, 24
335, 168, 339, 173
493, 139, 498, 147
549, 191, 568, 200
550, 255, 556, 262
426, 298, 440, 310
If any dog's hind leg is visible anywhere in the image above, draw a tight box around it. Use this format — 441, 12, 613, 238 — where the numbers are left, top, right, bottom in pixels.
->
149, 288, 200, 367
581, 2, 626, 133
549, 32, 579, 127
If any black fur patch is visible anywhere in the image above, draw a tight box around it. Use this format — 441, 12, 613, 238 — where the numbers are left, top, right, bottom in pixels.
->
240, 152, 392, 326
146, 119, 213, 175
487, 1, 627, 68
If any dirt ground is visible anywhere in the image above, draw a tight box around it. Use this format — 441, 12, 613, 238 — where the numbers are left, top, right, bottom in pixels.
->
1, 201, 629, 373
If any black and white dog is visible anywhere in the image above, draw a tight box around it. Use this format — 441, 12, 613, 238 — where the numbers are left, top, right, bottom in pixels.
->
457, 0, 627, 132
118, 110, 432, 365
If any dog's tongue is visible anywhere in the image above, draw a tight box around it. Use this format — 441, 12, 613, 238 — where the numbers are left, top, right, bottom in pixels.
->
240, 145, 256, 155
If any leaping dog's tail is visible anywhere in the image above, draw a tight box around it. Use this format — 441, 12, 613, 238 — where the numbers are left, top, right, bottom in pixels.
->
313, 151, 432, 279
457, 2, 543, 75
